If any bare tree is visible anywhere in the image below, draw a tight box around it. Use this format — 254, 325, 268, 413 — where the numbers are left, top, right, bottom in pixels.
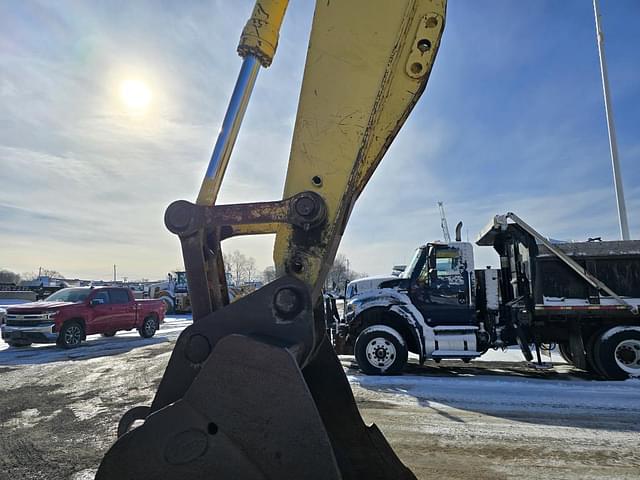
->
41, 268, 64, 278
262, 266, 276, 283
223, 250, 258, 285
326, 254, 364, 293
21, 268, 64, 280
0, 269, 21, 285
245, 257, 257, 283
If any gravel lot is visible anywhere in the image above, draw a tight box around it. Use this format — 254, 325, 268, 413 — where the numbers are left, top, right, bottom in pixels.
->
1, 317, 638, 480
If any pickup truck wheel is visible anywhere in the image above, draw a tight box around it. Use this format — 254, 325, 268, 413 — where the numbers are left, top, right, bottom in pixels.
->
7, 341, 32, 348
355, 326, 408, 375
593, 327, 640, 380
58, 321, 84, 349
138, 317, 157, 339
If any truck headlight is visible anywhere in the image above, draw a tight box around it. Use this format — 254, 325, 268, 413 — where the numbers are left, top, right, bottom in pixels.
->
45, 311, 59, 320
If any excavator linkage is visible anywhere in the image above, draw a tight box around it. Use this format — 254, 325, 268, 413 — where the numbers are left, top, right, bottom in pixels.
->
98, 0, 446, 477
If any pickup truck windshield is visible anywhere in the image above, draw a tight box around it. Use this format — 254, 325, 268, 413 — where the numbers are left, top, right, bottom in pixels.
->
45, 288, 90, 303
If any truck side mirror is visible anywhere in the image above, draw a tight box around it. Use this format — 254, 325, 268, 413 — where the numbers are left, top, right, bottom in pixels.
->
428, 268, 438, 284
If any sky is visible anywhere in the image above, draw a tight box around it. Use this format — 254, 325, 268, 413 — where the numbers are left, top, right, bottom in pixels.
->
1, 0, 638, 281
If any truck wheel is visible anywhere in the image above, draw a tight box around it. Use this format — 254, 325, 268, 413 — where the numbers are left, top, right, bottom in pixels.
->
138, 317, 157, 339
557, 342, 574, 364
7, 341, 32, 348
58, 321, 84, 349
585, 329, 608, 377
355, 326, 408, 375
593, 327, 640, 380
159, 296, 175, 315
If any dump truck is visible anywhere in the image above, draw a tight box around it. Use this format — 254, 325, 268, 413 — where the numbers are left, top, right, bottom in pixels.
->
337, 213, 640, 380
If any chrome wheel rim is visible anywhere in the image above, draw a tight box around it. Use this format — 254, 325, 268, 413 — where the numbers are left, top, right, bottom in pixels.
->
144, 319, 156, 336
365, 337, 396, 370
64, 325, 82, 345
614, 339, 640, 375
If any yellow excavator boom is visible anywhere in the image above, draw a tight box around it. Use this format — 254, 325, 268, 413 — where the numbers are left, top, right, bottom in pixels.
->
274, 0, 446, 299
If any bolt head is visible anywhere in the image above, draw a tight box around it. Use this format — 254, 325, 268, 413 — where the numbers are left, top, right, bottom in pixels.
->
294, 196, 316, 217
185, 334, 211, 364
273, 288, 302, 319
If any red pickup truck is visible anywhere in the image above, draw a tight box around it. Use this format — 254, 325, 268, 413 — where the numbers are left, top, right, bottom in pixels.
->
1, 287, 166, 348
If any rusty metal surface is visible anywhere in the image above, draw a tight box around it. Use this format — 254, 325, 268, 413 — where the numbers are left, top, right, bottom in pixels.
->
164, 192, 327, 319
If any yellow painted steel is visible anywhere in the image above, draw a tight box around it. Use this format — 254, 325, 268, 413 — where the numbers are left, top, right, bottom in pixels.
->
238, 0, 290, 67
196, 177, 220, 206
273, 0, 446, 298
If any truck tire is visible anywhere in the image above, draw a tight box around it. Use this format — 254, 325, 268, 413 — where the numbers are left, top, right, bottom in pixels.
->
138, 316, 158, 339
585, 329, 608, 377
355, 325, 408, 375
593, 327, 640, 380
57, 321, 84, 349
159, 296, 175, 315
557, 342, 574, 365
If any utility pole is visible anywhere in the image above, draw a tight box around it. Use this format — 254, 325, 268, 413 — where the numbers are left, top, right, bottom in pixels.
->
593, 0, 630, 240
113, 264, 117, 283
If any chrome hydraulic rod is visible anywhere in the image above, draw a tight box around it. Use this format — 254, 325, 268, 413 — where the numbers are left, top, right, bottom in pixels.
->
196, 55, 260, 206
196, 0, 289, 206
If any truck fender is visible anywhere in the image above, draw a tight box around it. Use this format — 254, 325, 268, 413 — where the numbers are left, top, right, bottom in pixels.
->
382, 306, 424, 363
351, 289, 428, 363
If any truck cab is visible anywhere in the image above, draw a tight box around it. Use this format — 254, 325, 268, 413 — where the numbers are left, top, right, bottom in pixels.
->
340, 241, 498, 374
405, 242, 476, 326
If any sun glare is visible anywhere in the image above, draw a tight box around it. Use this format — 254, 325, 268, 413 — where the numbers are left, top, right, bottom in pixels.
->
119, 79, 152, 111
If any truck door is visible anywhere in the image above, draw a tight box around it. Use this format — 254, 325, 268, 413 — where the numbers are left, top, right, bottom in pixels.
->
108, 289, 136, 330
87, 290, 113, 333
410, 245, 475, 326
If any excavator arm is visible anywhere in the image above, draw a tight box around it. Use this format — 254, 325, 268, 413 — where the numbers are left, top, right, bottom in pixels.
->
97, 1, 445, 478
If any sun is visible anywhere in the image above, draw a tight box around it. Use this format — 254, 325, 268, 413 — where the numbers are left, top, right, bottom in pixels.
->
119, 79, 152, 111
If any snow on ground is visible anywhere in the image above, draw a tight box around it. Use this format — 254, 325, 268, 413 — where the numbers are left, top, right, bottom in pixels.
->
349, 370, 640, 417
1, 313, 639, 479
0, 315, 192, 365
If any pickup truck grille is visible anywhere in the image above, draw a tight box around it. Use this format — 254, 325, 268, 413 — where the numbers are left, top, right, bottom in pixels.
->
6, 319, 51, 327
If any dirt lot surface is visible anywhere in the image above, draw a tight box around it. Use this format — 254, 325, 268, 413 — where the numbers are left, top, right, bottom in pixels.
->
1, 317, 638, 480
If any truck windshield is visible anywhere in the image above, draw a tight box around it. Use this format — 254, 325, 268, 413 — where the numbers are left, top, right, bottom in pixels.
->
45, 288, 90, 303
400, 248, 423, 279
